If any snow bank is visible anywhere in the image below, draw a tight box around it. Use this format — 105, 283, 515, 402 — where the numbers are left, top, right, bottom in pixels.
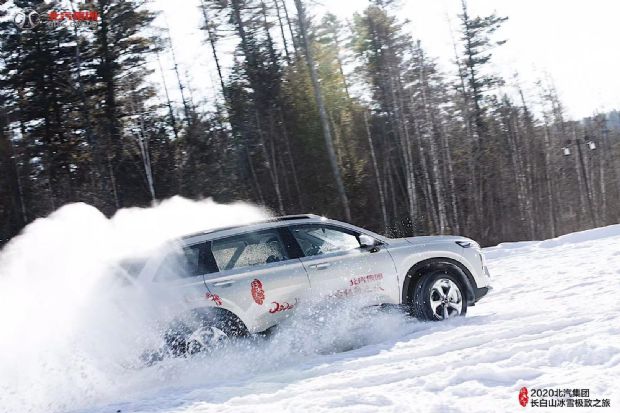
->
484, 223, 620, 259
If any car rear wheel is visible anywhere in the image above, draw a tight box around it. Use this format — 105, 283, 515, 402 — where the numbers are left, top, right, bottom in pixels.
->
412, 270, 467, 321
163, 310, 246, 357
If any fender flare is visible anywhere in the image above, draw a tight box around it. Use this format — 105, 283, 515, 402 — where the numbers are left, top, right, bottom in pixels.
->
401, 257, 476, 305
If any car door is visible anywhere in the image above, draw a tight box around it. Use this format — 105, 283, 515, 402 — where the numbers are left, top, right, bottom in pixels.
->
204, 227, 311, 333
289, 224, 399, 305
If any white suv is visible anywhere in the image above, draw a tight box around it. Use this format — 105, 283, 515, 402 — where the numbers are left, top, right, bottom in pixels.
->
126, 214, 491, 356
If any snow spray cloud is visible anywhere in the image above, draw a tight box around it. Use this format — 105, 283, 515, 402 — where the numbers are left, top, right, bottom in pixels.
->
105, 293, 415, 411
0, 197, 416, 413
0, 197, 270, 413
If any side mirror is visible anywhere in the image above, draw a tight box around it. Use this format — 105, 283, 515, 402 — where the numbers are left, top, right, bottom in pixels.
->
359, 234, 380, 252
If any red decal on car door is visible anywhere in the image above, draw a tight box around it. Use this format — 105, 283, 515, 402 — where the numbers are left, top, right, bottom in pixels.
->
206, 292, 223, 306
251, 279, 265, 305
268, 299, 297, 313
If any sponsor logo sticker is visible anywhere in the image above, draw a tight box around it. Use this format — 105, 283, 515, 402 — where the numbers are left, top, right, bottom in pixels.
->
206, 292, 222, 306
519, 387, 529, 407
268, 299, 298, 314
251, 279, 265, 305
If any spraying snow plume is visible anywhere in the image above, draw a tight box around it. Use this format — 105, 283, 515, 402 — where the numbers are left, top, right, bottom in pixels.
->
0, 197, 270, 413
0, 197, 414, 413
0, 197, 417, 413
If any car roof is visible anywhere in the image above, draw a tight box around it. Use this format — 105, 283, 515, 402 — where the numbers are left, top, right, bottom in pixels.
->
180, 214, 326, 243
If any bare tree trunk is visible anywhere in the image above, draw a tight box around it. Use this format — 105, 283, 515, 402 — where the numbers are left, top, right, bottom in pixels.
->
8, 46, 29, 224
439, 122, 460, 232
246, 148, 265, 206
96, 0, 121, 208
517, 87, 538, 238
281, 0, 299, 55
395, 106, 417, 229
385, 71, 417, 229
11, 141, 27, 224
295, 0, 351, 220
260, 0, 280, 65
417, 44, 448, 233
413, 121, 440, 233
107, 159, 119, 209
0, 125, 27, 225
599, 148, 606, 223
570, 128, 588, 225
278, 109, 303, 209
328, 21, 350, 100
506, 114, 532, 237
273, 0, 291, 63
129, 94, 156, 201
364, 111, 388, 233
164, 19, 192, 125
387, 161, 399, 230
254, 111, 285, 214
542, 125, 557, 237
599, 122, 617, 223
156, 52, 179, 140
69, 6, 110, 206
200, 1, 227, 98
449, 10, 480, 230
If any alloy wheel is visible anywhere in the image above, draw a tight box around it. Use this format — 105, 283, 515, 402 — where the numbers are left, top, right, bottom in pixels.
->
429, 278, 463, 320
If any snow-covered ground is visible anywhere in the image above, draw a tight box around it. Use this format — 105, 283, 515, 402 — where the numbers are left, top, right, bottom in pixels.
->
1, 202, 619, 413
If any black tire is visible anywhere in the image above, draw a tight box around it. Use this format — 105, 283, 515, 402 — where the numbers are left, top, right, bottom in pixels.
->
411, 269, 468, 321
164, 309, 247, 357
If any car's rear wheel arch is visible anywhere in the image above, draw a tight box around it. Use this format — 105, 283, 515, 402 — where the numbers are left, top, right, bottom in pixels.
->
167, 306, 248, 341
402, 258, 476, 305
189, 306, 250, 336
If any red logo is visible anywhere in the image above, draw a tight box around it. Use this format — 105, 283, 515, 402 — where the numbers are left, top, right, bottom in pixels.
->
206, 292, 222, 306
251, 279, 265, 305
268, 299, 297, 314
48, 10, 99, 22
519, 387, 529, 407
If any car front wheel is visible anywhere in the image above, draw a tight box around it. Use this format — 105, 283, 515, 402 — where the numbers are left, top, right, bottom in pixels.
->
412, 270, 467, 321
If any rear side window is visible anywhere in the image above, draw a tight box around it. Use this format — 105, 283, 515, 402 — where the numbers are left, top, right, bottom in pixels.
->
290, 225, 360, 257
154, 242, 217, 281
211, 229, 289, 271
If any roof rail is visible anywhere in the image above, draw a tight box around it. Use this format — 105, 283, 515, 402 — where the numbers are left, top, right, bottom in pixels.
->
270, 214, 321, 221
181, 213, 323, 239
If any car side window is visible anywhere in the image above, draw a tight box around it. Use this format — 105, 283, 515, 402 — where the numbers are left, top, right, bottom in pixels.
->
154, 242, 216, 281
291, 225, 360, 257
211, 229, 290, 271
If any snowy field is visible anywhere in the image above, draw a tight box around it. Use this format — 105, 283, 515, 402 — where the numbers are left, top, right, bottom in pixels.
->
1, 201, 619, 413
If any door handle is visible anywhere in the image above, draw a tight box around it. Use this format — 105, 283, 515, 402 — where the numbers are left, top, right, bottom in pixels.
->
309, 262, 331, 270
213, 280, 234, 287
